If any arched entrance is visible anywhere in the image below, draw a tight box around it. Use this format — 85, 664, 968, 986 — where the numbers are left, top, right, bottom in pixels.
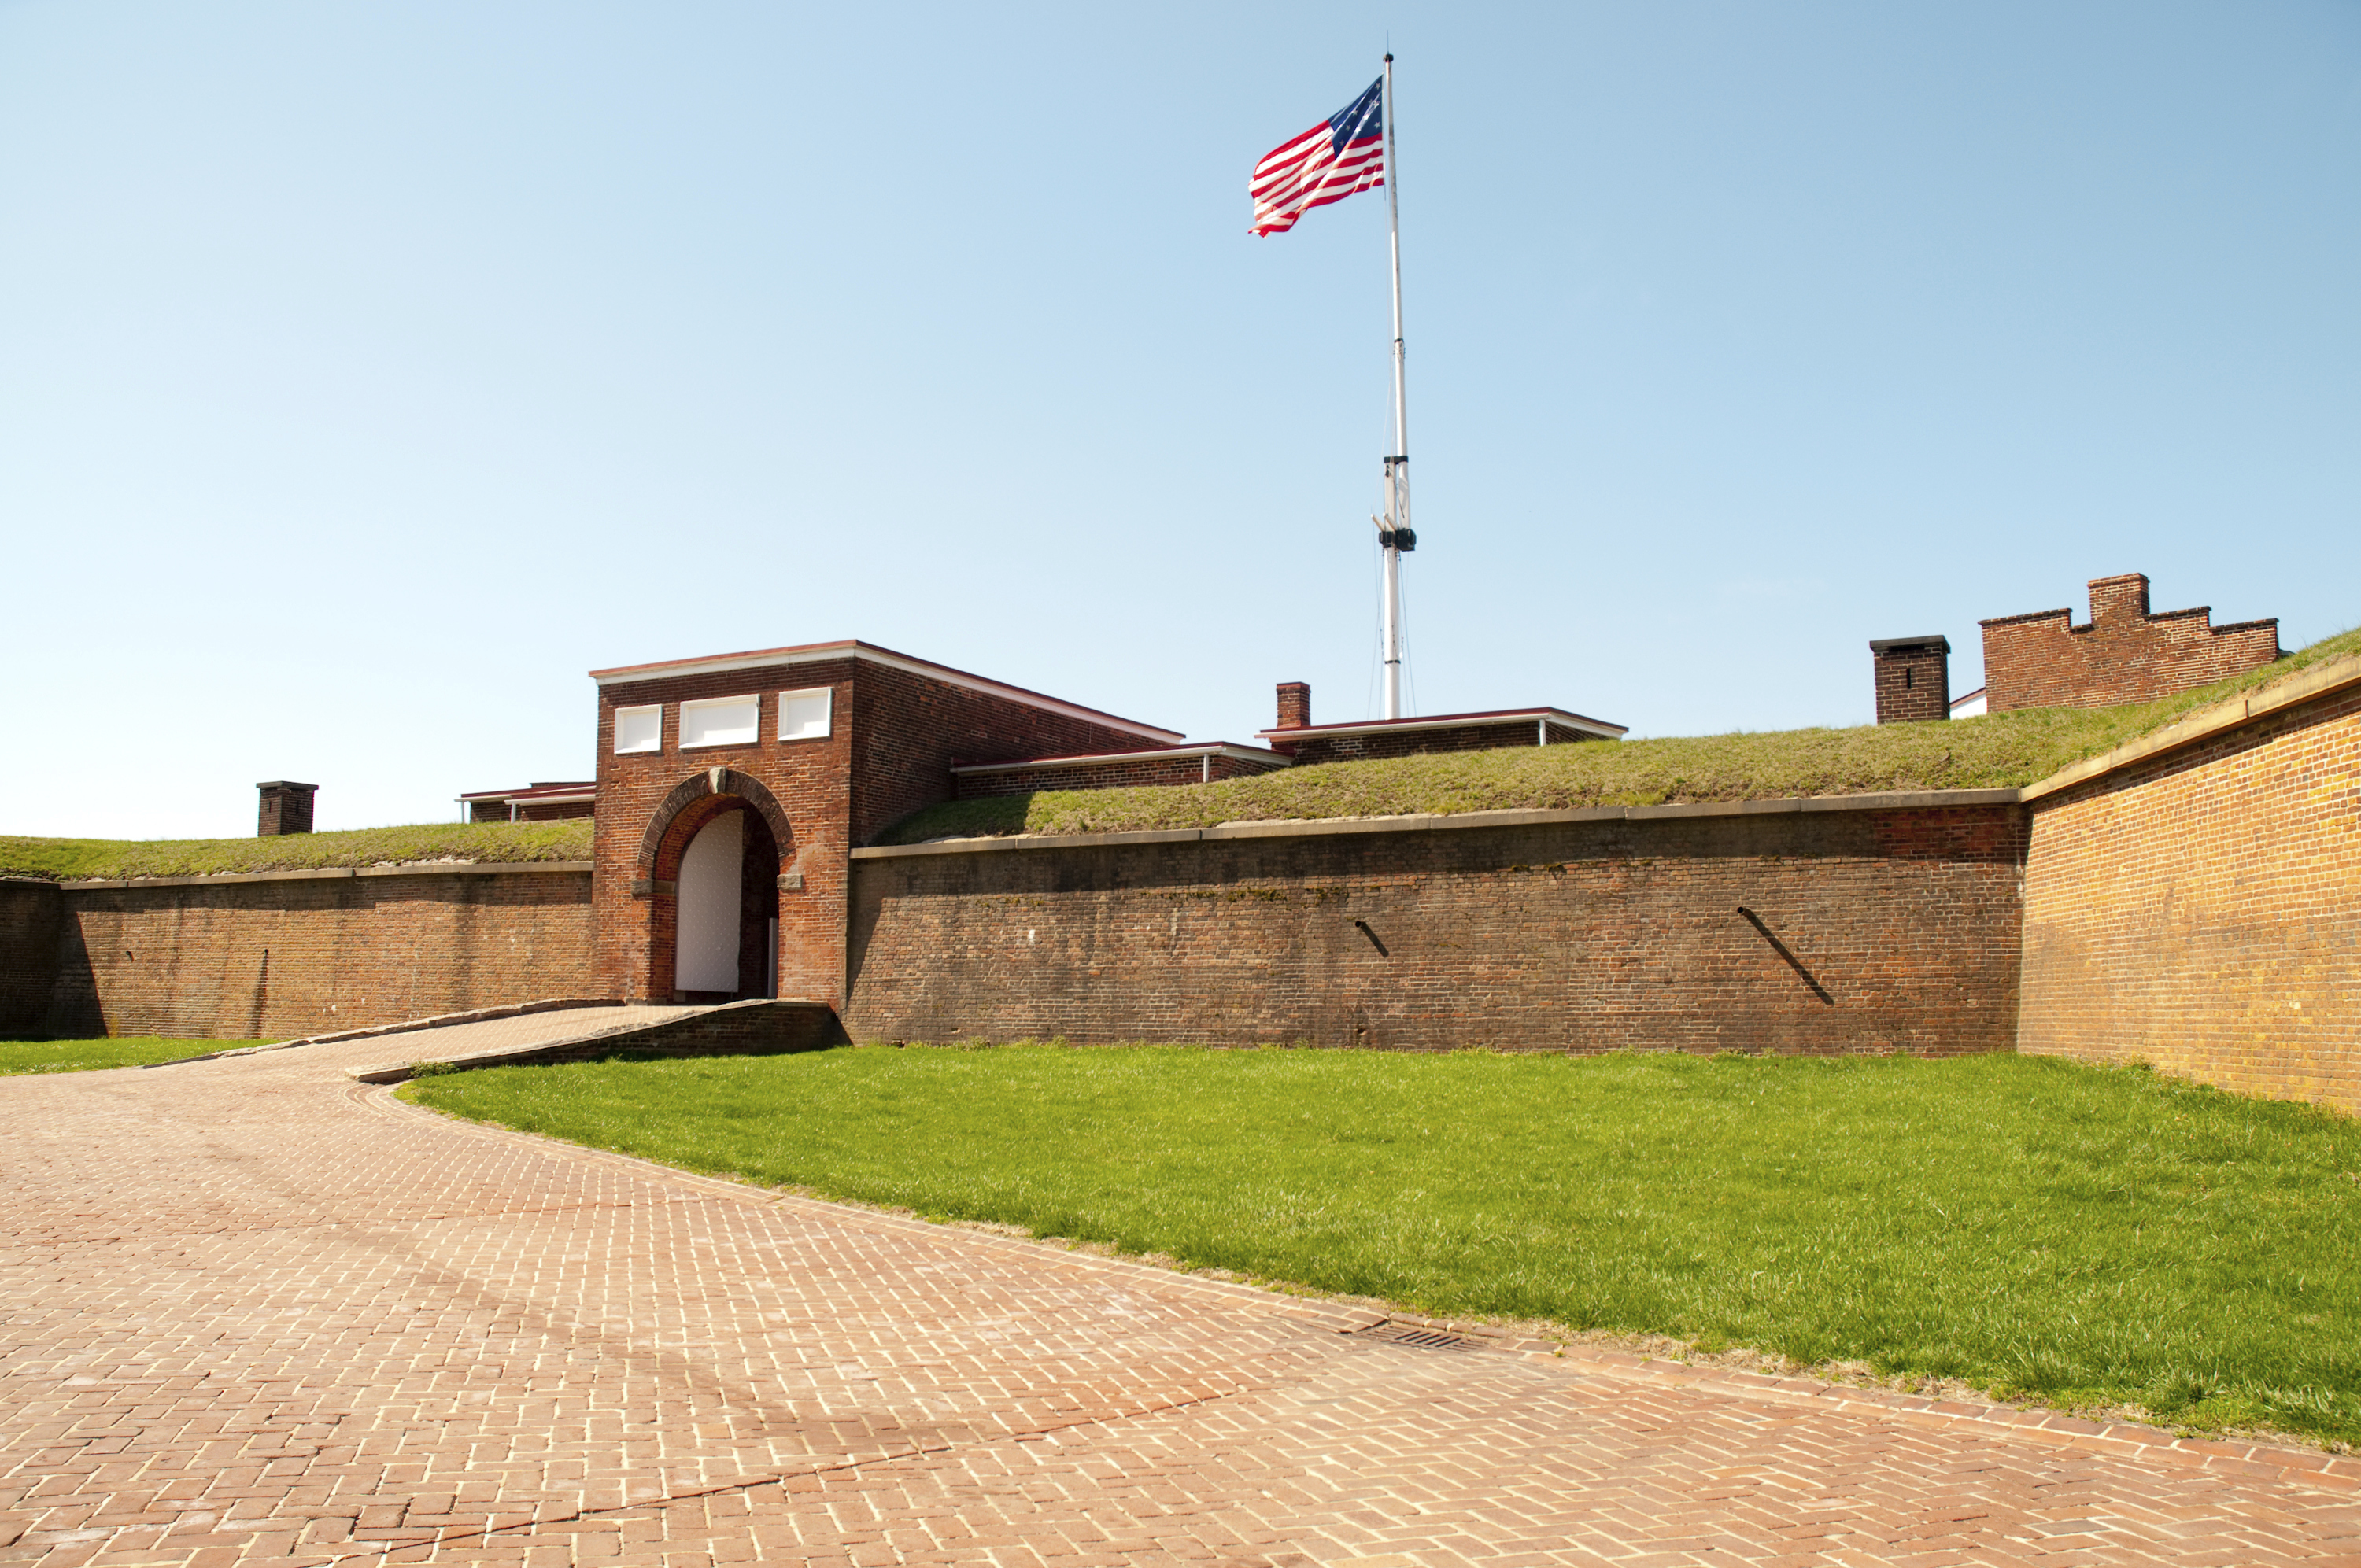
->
671, 802, 780, 1001
675, 810, 748, 994
638, 769, 796, 1003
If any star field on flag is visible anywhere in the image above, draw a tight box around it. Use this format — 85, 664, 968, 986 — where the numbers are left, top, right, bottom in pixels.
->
1249, 78, 1384, 237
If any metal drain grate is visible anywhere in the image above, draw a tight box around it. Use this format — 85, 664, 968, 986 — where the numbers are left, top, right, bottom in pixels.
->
1349, 1322, 1483, 1351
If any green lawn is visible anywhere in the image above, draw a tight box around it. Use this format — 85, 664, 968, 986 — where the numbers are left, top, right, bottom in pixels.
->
0, 817, 593, 882
879, 624, 2361, 843
403, 1044, 2361, 1446
0, 1038, 255, 1074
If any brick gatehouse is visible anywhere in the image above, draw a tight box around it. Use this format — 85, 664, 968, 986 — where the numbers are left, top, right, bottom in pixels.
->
589, 640, 1199, 1007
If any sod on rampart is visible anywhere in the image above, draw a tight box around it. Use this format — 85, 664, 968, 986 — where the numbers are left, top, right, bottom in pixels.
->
877, 624, 2361, 843
0, 818, 593, 884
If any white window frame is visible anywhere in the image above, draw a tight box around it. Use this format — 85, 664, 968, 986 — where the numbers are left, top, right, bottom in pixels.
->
679, 693, 762, 750
778, 685, 833, 741
612, 703, 663, 754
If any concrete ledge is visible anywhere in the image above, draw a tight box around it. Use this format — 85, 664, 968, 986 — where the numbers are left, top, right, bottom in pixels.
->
144, 997, 627, 1067
2019, 652, 2361, 805
851, 789, 2028, 859
61, 860, 594, 891
350, 998, 844, 1083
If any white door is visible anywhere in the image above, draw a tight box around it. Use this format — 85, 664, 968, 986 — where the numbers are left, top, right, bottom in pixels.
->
674, 810, 744, 993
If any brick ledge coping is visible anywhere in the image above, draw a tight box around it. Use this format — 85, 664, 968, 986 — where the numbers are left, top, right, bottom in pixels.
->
2016, 648, 2361, 803
59, 858, 594, 891
363, 1079, 2361, 1492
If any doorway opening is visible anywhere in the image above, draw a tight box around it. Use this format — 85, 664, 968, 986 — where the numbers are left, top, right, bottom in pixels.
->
671, 801, 780, 1002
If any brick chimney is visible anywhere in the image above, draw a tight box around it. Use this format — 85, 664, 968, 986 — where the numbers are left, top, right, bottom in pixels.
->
1869, 637, 1951, 724
2086, 572, 2150, 625
1275, 681, 1310, 730
257, 780, 318, 836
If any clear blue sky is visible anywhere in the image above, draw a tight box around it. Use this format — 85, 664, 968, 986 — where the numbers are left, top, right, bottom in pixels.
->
4, 2, 2355, 839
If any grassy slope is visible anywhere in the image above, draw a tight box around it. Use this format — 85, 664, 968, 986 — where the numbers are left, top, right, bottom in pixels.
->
405, 1045, 2361, 1446
0, 818, 594, 882
0, 1038, 257, 1073
879, 623, 2361, 844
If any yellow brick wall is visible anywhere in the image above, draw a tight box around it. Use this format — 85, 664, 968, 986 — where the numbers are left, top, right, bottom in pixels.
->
2020, 684, 2361, 1111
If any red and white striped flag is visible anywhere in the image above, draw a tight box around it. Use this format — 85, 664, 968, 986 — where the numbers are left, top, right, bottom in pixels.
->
1250, 78, 1384, 237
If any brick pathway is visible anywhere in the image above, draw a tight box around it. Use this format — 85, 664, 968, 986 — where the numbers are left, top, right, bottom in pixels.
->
3, 1012, 2357, 1566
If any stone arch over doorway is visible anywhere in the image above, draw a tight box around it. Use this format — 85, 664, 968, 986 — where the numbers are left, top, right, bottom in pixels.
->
640, 768, 795, 1002
637, 767, 795, 883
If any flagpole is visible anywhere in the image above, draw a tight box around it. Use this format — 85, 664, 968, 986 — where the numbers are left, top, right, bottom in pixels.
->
1379, 52, 1410, 720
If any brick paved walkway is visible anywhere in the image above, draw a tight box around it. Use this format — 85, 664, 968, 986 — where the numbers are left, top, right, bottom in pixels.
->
4, 1012, 2358, 1566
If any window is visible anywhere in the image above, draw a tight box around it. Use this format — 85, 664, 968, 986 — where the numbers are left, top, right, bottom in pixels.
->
613, 704, 662, 754
778, 686, 833, 741
681, 695, 760, 749
680, 694, 760, 751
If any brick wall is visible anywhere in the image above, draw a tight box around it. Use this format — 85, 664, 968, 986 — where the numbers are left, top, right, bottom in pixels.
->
44, 866, 594, 1040
2019, 676, 2361, 1112
471, 799, 595, 823
953, 751, 1287, 799
1281, 720, 1602, 766
1982, 573, 2280, 713
844, 798, 2027, 1053
0, 878, 62, 1035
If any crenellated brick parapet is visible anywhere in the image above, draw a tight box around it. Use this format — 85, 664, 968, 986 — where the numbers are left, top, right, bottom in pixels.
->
1980, 572, 2278, 713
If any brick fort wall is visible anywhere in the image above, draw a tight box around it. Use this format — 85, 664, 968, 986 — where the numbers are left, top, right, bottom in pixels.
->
843, 797, 2027, 1054
1, 878, 64, 1035
954, 752, 1284, 799
1279, 721, 1601, 766
45, 865, 595, 1040
2019, 675, 2361, 1112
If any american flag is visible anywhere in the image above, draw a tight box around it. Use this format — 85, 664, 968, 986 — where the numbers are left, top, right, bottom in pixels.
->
1249, 78, 1384, 237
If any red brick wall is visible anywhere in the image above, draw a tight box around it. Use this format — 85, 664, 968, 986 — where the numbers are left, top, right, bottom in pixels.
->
0, 878, 62, 1035
953, 753, 1287, 799
844, 801, 2027, 1053
590, 656, 1171, 1010
1981, 574, 2280, 713
43, 868, 594, 1040
469, 799, 594, 823
2019, 678, 2361, 1112
1282, 721, 1598, 766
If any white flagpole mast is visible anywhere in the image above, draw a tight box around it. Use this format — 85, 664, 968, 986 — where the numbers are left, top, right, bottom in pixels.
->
1377, 52, 1412, 720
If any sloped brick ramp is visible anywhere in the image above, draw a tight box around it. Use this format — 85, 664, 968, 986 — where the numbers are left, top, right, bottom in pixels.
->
2, 1013, 2355, 1566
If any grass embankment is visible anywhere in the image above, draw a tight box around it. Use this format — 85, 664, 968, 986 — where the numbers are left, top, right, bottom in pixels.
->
881, 624, 2361, 843
0, 1038, 254, 1073
405, 1045, 2361, 1446
0, 818, 594, 882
